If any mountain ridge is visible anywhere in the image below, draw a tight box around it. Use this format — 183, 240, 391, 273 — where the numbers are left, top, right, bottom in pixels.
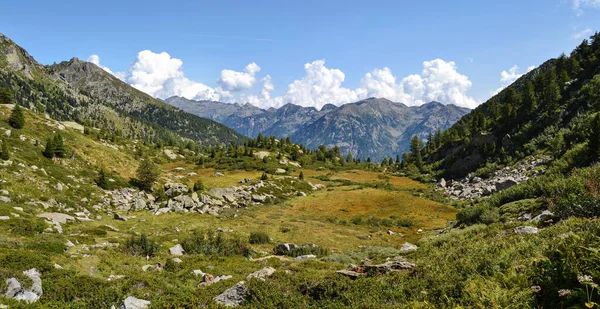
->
164, 96, 470, 160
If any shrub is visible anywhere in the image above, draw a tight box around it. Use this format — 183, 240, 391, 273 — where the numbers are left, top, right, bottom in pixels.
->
260, 172, 269, 181
193, 180, 205, 192
95, 168, 109, 189
249, 232, 270, 244
125, 234, 160, 257
395, 218, 414, 228
182, 230, 251, 257
0, 140, 9, 160
42, 274, 120, 306
549, 166, 600, 219
456, 205, 499, 225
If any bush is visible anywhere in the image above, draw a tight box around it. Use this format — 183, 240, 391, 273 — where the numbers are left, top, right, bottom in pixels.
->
457, 205, 499, 225
549, 166, 600, 219
182, 230, 251, 257
125, 234, 160, 257
193, 180, 205, 192
249, 232, 270, 244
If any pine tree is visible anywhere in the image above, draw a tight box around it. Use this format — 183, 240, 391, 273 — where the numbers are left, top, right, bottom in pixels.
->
136, 156, 160, 191
521, 81, 537, 115
95, 168, 109, 189
346, 152, 353, 163
42, 137, 55, 158
395, 155, 400, 165
8, 103, 24, 129
410, 135, 423, 168
589, 114, 600, 162
53, 134, 66, 158
260, 172, 268, 181
0, 140, 9, 160
299, 171, 304, 180
0, 88, 14, 105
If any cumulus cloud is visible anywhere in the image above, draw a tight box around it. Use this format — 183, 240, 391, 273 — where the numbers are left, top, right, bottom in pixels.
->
491, 65, 535, 95
572, 0, 600, 15
120, 50, 225, 101
217, 63, 261, 92
86, 55, 125, 79
90, 51, 480, 109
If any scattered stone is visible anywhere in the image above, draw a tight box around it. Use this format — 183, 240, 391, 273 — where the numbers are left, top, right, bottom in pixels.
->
66, 240, 75, 247
54, 264, 63, 269
518, 212, 532, 221
213, 172, 225, 177
37, 212, 74, 224
113, 213, 127, 221
214, 275, 233, 283
246, 267, 276, 280
515, 226, 539, 235
169, 244, 185, 256
163, 149, 178, 160
193, 270, 205, 277
164, 183, 188, 197
56, 183, 63, 192
366, 260, 416, 274
275, 168, 286, 174
172, 258, 183, 264
273, 243, 298, 255
214, 281, 248, 307
5, 278, 22, 298
0, 216, 9, 220
107, 274, 125, 281
294, 255, 316, 260
399, 242, 418, 253
437, 178, 446, 188
251, 194, 266, 202
104, 224, 119, 232
336, 270, 365, 280
119, 296, 151, 309
532, 210, 554, 221
0, 196, 11, 203
238, 178, 253, 184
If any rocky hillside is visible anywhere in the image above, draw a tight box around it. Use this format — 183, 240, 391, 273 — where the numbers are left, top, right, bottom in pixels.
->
0, 33, 246, 146
165, 96, 469, 161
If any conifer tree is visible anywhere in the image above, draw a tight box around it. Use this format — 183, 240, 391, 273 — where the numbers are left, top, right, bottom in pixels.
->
410, 135, 423, 168
0, 88, 14, 105
299, 171, 304, 180
136, 156, 160, 191
53, 133, 66, 158
589, 114, 600, 162
43, 137, 55, 158
0, 140, 9, 160
8, 103, 24, 129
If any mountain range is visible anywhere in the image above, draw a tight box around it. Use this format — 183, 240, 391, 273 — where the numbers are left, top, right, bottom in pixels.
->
0, 33, 246, 146
165, 96, 470, 161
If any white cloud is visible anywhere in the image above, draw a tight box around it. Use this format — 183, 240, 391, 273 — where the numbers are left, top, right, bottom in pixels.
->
571, 27, 593, 40
491, 65, 535, 95
572, 0, 600, 15
217, 62, 261, 92
86, 55, 124, 79
90, 51, 480, 109
123, 50, 224, 101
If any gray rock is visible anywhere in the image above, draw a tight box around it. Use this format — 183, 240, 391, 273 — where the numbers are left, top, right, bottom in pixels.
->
164, 183, 189, 197
494, 177, 518, 191
0, 189, 8, 195
246, 267, 276, 280
273, 243, 298, 255
532, 210, 554, 221
518, 212, 532, 221
336, 270, 365, 279
37, 212, 74, 224
399, 242, 418, 253
251, 194, 266, 202
214, 172, 225, 177
214, 275, 233, 283
0, 196, 11, 203
24, 268, 42, 296
169, 244, 185, 256
119, 296, 151, 309
214, 281, 248, 307
437, 178, 446, 188
366, 260, 416, 274
5, 278, 22, 298
0, 216, 9, 220
113, 213, 127, 221
514, 226, 539, 235
275, 168, 286, 174
294, 254, 316, 260
131, 198, 146, 211
172, 258, 183, 264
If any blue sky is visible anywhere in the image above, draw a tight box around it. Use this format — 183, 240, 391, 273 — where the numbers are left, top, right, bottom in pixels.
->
1, 0, 599, 109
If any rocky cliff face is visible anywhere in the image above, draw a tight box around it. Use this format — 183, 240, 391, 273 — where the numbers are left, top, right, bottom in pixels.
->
165, 96, 470, 160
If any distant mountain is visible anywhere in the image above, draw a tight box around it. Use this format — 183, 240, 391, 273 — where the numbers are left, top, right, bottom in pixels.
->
0, 33, 246, 145
164, 96, 470, 160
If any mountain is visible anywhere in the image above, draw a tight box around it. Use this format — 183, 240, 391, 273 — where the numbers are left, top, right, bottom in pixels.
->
164, 96, 470, 160
0, 33, 246, 146
422, 32, 600, 178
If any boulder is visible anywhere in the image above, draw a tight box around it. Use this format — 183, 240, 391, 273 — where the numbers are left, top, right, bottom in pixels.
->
0, 216, 9, 220
113, 213, 127, 221
275, 168, 286, 174
399, 242, 418, 253
0, 196, 11, 203
164, 183, 188, 197
213, 281, 248, 307
214, 275, 233, 283
246, 267, 276, 280
169, 244, 185, 256
514, 226, 539, 235
37, 212, 74, 224
437, 178, 446, 188
295, 255, 316, 260
518, 213, 532, 221
131, 198, 147, 211
494, 177, 518, 191
5, 278, 22, 298
251, 194, 267, 202
119, 296, 151, 309
214, 172, 225, 177
365, 260, 416, 274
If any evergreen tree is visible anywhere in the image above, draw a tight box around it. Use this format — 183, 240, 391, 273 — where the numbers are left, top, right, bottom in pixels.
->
53, 133, 66, 158
260, 172, 269, 181
0, 140, 9, 160
521, 81, 537, 115
8, 103, 24, 129
95, 168, 109, 189
346, 151, 353, 163
395, 155, 401, 165
410, 135, 423, 168
299, 171, 304, 180
42, 137, 55, 158
589, 114, 600, 162
0, 88, 14, 105
193, 180, 205, 192
136, 156, 160, 191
